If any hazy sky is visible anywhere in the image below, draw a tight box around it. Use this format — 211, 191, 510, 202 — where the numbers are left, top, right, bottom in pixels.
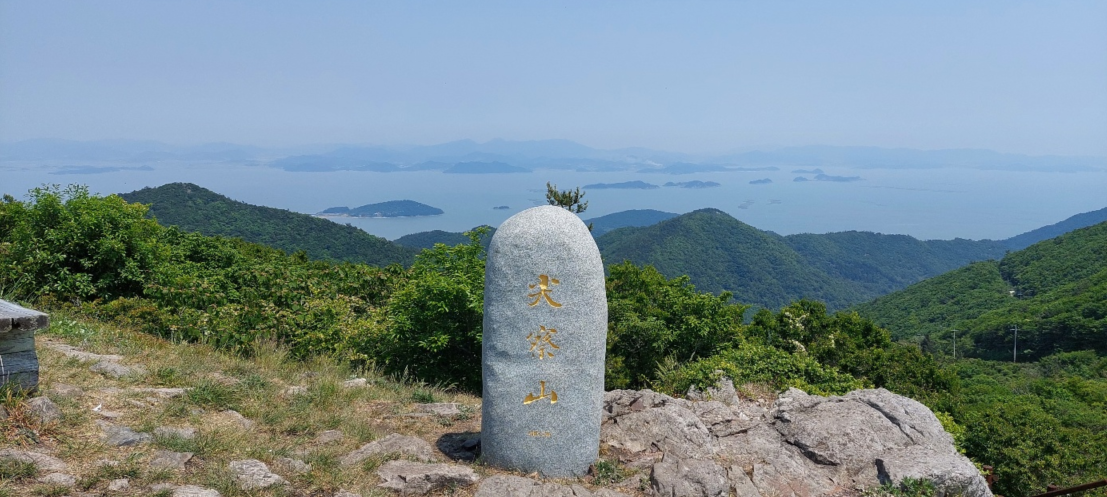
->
2, 1, 1105, 156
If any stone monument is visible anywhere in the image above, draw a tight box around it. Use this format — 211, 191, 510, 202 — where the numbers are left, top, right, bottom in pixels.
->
481, 205, 607, 477
0, 299, 49, 392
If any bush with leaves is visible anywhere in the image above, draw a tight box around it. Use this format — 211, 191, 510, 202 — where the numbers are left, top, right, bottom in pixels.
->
604, 261, 747, 389
374, 228, 488, 392
0, 185, 167, 301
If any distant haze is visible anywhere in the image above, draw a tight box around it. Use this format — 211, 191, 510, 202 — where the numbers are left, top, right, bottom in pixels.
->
2, 1, 1106, 156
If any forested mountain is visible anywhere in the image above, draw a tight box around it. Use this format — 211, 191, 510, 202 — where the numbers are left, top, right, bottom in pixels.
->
595, 209, 1005, 309
1002, 206, 1107, 250
585, 209, 677, 236
856, 221, 1107, 360
597, 209, 859, 309
120, 183, 418, 266
784, 231, 1007, 299
394, 228, 495, 250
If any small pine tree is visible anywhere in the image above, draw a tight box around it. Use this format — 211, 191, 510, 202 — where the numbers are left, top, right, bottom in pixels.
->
545, 182, 592, 231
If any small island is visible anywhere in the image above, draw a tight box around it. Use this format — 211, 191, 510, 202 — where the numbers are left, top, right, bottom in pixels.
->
749, 178, 772, 185
317, 200, 444, 218
493, 205, 510, 210
583, 181, 659, 190
663, 180, 721, 189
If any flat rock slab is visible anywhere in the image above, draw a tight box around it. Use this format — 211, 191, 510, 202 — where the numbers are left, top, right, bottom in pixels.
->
273, 456, 311, 475
0, 449, 68, 472
151, 484, 223, 497
343, 378, 368, 388
27, 396, 62, 424
0, 299, 49, 333
150, 450, 193, 471
342, 433, 437, 466
154, 426, 197, 439
376, 460, 479, 495
416, 403, 461, 416
219, 409, 256, 430
134, 387, 188, 398
37, 472, 77, 487
314, 429, 344, 444
108, 479, 130, 491
90, 361, 146, 379
229, 459, 288, 490
475, 475, 632, 497
99, 421, 152, 446
50, 383, 85, 398
650, 456, 730, 497
41, 342, 122, 362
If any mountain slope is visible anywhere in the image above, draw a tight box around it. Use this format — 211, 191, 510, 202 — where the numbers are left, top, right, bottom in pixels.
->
596, 209, 1007, 310
585, 209, 678, 237
784, 231, 1007, 299
1002, 206, 1107, 250
597, 209, 859, 309
120, 183, 418, 267
856, 221, 1107, 360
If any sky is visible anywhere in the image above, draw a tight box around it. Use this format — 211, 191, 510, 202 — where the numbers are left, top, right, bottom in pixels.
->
1, 1, 1105, 156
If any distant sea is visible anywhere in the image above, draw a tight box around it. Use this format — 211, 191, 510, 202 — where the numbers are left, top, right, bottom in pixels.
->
3, 160, 1105, 241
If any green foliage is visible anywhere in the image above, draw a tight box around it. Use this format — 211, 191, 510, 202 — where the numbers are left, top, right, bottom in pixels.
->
953, 353, 1107, 496
0, 459, 36, 481
866, 478, 938, 497
545, 182, 588, 214
374, 228, 488, 392
0, 184, 167, 301
119, 182, 417, 267
604, 262, 746, 389
592, 459, 630, 486
658, 343, 867, 396
857, 221, 1107, 360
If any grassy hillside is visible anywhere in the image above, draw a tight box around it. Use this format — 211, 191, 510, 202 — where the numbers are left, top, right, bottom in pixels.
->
856, 221, 1107, 361
597, 209, 1005, 310
120, 183, 417, 267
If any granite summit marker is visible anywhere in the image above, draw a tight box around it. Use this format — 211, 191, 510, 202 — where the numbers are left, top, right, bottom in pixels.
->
481, 205, 607, 477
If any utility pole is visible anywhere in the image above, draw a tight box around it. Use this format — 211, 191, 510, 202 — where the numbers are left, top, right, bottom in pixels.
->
1012, 324, 1018, 363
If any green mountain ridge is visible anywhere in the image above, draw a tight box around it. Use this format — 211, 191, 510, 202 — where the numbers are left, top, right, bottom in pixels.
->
596, 208, 1008, 310
856, 221, 1107, 360
1001, 205, 1107, 250
119, 183, 418, 267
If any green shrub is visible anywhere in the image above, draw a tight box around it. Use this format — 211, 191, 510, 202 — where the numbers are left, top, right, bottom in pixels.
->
658, 342, 867, 396
605, 262, 746, 389
374, 229, 488, 392
0, 185, 167, 301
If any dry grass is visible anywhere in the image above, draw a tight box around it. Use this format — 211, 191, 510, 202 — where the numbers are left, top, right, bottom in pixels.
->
1, 311, 511, 496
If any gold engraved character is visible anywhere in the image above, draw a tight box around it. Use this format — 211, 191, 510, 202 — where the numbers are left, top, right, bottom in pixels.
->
523, 380, 558, 405
526, 326, 560, 360
527, 274, 562, 308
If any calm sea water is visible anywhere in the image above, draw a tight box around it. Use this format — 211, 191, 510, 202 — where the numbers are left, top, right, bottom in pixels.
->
3, 161, 1105, 241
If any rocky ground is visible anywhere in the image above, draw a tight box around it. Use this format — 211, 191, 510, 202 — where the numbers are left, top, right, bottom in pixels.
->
1, 314, 989, 497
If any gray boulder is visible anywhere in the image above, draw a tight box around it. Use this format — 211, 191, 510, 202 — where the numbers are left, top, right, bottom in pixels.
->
229, 459, 288, 490
650, 455, 730, 497
375, 460, 478, 495
600, 385, 992, 497
341, 433, 437, 466
26, 396, 62, 425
